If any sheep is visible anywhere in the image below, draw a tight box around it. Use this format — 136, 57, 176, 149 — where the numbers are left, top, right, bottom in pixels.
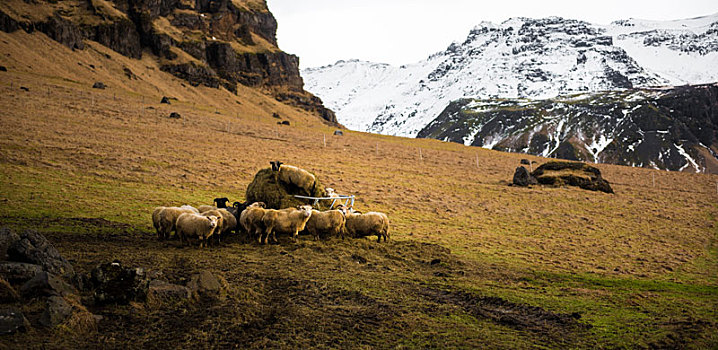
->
261, 205, 313, 244
239, 202, 267, 242
277, 165, 316, 196
202, 209, 236, 243
176, 213, 219, 248
152, 206, 165, 239
180, 205, 200, 213
213, 197, 230, 208
304, 209, 346, 240
326, 188, 339, 198
344, 212, 390, 242
157, 207, 200, 240
198, 205, 217, 213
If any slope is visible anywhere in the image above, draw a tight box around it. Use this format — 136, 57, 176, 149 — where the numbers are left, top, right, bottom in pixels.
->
1, 28, 718, 348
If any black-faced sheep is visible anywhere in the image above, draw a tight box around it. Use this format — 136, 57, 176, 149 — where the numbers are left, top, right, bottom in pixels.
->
198, 205, 218, 213
277, 165, 316, 196
240, 202, 267, 242
176, 213, 220, 248
158, 206, 201, 240
344, 212, 390, 242
213, 197, 230, 208
304, 209, 346, 240
261, 205, 313, 244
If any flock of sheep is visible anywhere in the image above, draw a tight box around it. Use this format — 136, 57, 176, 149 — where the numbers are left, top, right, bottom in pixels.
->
151, 165, 390, 248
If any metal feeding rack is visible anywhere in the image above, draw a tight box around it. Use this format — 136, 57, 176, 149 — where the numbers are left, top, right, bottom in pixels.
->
293, 194, 355, 209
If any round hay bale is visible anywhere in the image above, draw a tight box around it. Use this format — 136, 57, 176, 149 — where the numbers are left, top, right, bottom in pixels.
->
246, 168, 328, 210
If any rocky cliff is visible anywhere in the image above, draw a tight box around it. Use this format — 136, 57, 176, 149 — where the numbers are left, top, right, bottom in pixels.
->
0, 0, 336, 124
417, 84, 718, 173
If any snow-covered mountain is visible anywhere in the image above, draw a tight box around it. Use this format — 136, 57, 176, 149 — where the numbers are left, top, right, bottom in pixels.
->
303, 14, 718, 137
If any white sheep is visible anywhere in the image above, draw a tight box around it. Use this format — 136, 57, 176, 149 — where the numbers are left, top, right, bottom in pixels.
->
198, 205, 218, 213
261, 205, 313, 244
181, 205, 200, 213
176, 213, 219, 248
344, 212, 390, 242
202, 209, 236, 243
152, 206, 166, 239
240, 202, 267, 242
277, 165, 316, 196
304, 209, 346, 240
157, 207, 199, 240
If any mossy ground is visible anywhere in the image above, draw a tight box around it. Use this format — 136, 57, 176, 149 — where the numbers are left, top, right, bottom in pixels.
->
1, 30, 717, 349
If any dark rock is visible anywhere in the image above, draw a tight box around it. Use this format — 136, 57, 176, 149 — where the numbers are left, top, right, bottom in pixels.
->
39, 296, 72, 328
36, 14, 85, 50
430, 259, 442, 265
0, 278, 19, 303
520, 159, 531, 165
20, 86, 29, 91
0, 227, 20, 260
92, 82, 106, 89
272, 112, 281, 119
146, 280, 191, 306
89, 262, 149, 305
513, 166, 538, 187
333, 130, 344, 136
20, 271, 77, 298
531, 161, 614, 193
169, 112, 181, 119
89, 19, 142, 59
0, 262, 42, 284
7, 230, 75, 281
277, 120, 290, 126
0, 306, 30, 334
0, 9, 22, 33
0, 66, 6, 72
123, 67, 137, 80
187, 270, 227, 301
160, 96, 171, 104
160, 63, 220, 88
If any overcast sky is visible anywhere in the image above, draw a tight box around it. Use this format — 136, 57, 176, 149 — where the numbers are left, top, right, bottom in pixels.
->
267, 0, 717, 69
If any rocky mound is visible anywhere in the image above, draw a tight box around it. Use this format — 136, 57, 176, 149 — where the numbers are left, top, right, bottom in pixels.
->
246, 167, 328, 210
529, 161, 614, 193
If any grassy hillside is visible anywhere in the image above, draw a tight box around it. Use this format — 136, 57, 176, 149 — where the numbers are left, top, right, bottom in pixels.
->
1, 30, 717, 349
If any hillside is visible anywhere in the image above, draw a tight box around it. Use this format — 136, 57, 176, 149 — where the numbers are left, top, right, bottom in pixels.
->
0, 0, 337, 124
1, 21, 718, 349
418, 84, 718, 173
303, 14, 718, 157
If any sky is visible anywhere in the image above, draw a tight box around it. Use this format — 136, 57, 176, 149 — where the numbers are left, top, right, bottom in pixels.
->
267, 0, 718, 69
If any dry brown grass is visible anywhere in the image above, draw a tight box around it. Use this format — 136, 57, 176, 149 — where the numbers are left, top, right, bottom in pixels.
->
1, 30, 717, 348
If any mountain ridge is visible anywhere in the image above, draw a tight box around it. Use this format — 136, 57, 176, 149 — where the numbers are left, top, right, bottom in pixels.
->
303, 13, 718, 136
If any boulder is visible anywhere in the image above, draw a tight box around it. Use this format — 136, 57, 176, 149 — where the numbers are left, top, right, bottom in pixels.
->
7, 230, 76, 281
160, 96, 171, 104
0, 227, 20, 260
187, 270, 227, 302
531, 161, 614, 193
39, 296, 72, 328
89, 262, 149, 305
146, 280, 191, 306
333, 130, 344, 136
513, 166, 538, 187
0, 66, 7, 72
19, 271, 77, 298
0, 278, 19, 303
169, 112, 181, 119
92, 82, 106, 89
0, 262, 43, 284
0, 306, 30, 334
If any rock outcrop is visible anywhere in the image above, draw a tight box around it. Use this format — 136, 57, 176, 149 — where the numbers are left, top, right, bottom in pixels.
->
0, 0, 338, 125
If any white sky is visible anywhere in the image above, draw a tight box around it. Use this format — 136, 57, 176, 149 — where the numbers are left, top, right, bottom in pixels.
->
267, 0, 718, 68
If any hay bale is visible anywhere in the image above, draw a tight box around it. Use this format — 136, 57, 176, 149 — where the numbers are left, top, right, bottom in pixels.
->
531, 161, 614, 193
246, 168, 328, 210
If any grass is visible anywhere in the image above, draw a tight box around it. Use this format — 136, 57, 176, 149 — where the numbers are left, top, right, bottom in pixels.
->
1, 29, 717, 349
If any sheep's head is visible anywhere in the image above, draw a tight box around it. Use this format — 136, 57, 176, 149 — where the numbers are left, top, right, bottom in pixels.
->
249, 202, 266, 208
335, 204, 348, 215
207, 216, 219, 228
